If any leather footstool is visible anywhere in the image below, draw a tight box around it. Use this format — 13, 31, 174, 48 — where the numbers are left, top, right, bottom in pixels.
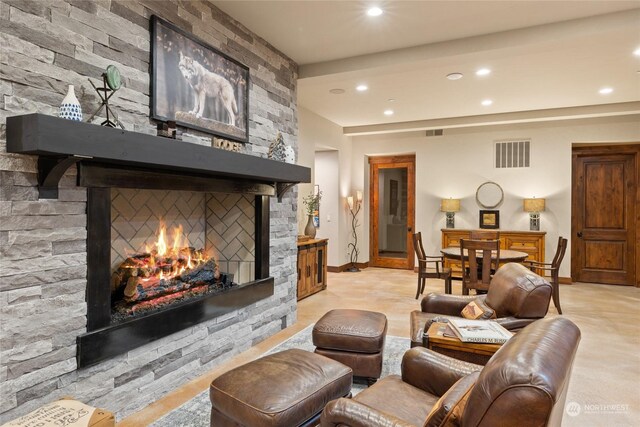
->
209, 348, 352, 427
313, 309, 387, 383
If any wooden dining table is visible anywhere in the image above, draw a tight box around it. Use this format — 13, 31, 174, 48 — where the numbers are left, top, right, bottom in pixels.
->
440, 247, 529, 263
440, 247, 530, 284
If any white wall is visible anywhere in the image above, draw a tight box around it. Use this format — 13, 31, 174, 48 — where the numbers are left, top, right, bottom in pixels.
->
298, 107, 353, 267
315, 151, 341, 265
297, 110, 316, 236
349, 115, 640, 277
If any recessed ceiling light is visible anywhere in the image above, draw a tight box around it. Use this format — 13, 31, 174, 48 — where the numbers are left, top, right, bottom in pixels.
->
476, 68, 491, 76
481, 99, 493, 106
356, 84, 368, 92
383, 109, 394, 116
599, 87, 613, 95
447, 72, 463, 80
329, 88, 345, 95
634, 47, 640, 57
367, 7, 383, 17
387, 98, 395, 102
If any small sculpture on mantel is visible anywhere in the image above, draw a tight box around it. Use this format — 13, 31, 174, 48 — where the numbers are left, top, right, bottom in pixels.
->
283, 144, 295, 164
59, 85, 83, 121
86, 64, 125, 129
268, 132, 286, 161
268, 132, 296, 164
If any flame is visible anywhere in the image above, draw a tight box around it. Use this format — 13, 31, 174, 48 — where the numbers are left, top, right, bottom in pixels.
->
152, 223, 191, 259
172, 225, 183, 254
122, 220, 209, 284
157, 226, 167, 257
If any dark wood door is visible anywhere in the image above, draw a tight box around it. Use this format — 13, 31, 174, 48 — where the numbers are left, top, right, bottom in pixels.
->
572, 145, 639, 285
369, 155, 415, 269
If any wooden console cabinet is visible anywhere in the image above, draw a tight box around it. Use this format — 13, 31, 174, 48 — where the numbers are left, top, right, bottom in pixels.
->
297, 238, 328, 300
441, 229, 545, 278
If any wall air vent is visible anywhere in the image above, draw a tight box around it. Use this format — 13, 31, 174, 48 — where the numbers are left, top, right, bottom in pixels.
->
425, 129, 444, 137
495, 140, 530, 168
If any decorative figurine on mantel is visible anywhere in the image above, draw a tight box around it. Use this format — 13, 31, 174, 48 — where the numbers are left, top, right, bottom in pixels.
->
268, 132, 286, 161
303, 190, 322, 239
268, 132, 296, 164
59, 85, 82, 121
86, 64, 125, 129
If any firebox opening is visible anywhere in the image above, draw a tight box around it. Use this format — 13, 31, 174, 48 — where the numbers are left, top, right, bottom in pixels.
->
109, 188, 255, 324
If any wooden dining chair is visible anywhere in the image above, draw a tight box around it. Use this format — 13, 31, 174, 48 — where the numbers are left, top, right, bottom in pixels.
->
460, 239, 500, 295
470, 230, 500, 240
412, 232, 452, 299
526, 236, 568, 314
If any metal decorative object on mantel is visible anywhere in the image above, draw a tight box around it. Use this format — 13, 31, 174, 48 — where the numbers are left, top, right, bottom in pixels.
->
87, 64, 125, 129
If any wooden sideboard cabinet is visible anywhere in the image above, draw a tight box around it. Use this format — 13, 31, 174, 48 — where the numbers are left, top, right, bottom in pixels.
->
297, 238, 328, 300
441, 229, 545, 278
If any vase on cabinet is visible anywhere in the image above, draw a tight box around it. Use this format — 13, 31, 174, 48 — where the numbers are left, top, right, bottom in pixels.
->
304, 214, 316, 239
59, 85, 82, 121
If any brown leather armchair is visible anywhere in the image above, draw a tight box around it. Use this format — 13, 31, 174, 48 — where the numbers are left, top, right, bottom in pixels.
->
410, 262, 552, 348
321, 316, 581, 427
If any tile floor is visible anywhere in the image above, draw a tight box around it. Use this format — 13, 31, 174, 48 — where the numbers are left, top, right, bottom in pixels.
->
120, 268, 640, 426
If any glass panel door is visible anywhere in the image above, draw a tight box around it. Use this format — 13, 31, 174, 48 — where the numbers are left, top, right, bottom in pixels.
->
378, 168, 408, 259
369, 155, 415, 269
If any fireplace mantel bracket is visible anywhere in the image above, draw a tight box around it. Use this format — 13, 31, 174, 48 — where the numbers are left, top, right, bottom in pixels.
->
38, 155, 90, 199
276, 182, 296, 202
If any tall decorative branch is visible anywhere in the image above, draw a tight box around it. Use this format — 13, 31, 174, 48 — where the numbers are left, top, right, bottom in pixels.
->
346, 192, 363, 272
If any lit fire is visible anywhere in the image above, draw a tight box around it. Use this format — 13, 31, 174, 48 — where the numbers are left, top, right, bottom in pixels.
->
136, 223, 207, 282
112, 221, 225, 317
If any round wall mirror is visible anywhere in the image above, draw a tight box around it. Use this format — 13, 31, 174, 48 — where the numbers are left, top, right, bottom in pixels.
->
476, 181, 504, 209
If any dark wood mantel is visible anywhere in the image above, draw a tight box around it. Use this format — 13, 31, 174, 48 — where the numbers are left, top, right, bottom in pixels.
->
6, 113, 310, 198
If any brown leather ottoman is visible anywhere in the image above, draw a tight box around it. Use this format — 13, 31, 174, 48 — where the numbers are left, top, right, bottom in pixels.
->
209, 348, 352, 427
312, 309, 387, 383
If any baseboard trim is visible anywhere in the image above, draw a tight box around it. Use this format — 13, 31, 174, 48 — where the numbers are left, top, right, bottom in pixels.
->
328, 262, 369, 273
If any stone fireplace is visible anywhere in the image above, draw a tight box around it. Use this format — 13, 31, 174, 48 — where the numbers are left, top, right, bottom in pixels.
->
2, 111, 307, 421
5, 114, 308, 368
0, 2, 303, 422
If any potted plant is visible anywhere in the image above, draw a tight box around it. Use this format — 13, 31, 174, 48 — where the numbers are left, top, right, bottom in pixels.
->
302, 191, 322, 238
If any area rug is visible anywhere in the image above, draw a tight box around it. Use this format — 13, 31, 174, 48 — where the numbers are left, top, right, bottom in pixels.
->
151, 325, 410, 426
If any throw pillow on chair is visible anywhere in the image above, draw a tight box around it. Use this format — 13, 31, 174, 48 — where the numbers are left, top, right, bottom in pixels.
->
461, 298, 496, 320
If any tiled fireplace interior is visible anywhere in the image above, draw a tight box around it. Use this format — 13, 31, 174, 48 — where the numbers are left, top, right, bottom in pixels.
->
111, 189, 256, 284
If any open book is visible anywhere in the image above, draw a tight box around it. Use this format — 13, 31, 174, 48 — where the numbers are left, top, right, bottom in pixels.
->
449, 319, 513, 344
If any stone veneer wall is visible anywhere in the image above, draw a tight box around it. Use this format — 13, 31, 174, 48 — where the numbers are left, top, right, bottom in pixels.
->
0, 0, 298, 421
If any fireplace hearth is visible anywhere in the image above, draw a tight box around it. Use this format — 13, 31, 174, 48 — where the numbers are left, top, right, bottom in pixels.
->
6, 114, 311, 368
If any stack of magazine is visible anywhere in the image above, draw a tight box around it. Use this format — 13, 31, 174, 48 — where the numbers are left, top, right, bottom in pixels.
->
447, 319, 513, 344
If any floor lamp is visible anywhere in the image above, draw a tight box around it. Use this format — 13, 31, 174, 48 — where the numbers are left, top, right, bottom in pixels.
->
347, 191, 363, 272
